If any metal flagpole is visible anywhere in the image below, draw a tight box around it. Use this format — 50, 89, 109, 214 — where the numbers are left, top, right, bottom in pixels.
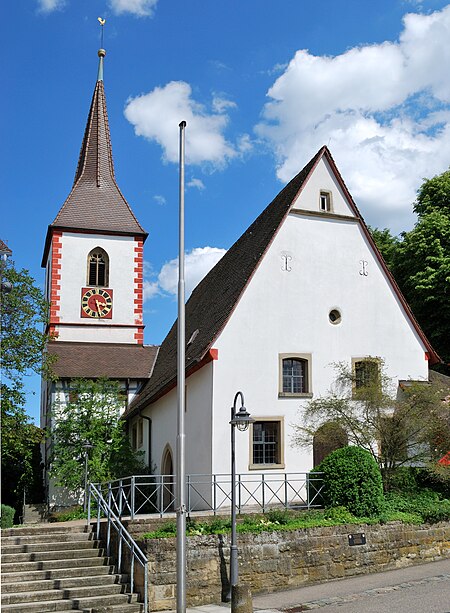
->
176, 120, 187, 613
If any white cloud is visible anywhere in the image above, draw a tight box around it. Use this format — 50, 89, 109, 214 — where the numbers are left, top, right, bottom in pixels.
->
108, 0, 158, 17
187, 178, 205, 191
153, 194, 166, 205
37, 0, 65, 12
144, 247, 227, 301
212, 95, 237, 113
124, 81, 238, 168
256, 5, 450, 231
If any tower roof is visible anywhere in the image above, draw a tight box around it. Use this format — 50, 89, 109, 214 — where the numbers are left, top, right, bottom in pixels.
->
43, 50, 146, 265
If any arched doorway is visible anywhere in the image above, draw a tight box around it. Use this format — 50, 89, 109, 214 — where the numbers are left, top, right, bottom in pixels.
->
161, 445, 174, 512
313, 421, 348, 467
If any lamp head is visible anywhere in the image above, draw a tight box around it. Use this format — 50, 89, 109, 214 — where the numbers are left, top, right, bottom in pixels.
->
230, 405, 254, 432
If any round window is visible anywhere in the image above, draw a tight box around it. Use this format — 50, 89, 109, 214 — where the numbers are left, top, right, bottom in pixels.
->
329, 309, 342, 325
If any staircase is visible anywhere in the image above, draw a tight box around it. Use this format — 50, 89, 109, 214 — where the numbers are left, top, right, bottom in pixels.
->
1, 523, 144, 612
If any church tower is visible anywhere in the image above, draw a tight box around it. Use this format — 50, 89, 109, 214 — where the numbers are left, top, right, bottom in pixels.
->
41, 49, 157, 508
42, 49, 147, 345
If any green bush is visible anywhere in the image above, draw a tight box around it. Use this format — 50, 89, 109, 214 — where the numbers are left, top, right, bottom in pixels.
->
316, 446, 384, 517
1, 504, 16, 528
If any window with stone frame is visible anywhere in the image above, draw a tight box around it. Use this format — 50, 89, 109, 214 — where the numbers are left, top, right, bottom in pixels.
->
251, 420, 283, 467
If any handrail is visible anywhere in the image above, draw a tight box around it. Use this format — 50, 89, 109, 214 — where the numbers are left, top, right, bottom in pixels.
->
88, 483, 149, 613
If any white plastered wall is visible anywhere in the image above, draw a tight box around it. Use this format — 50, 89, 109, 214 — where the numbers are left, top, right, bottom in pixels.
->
211, 197, 428, 478
56, 233, 137, 343
139, 363, 214, 476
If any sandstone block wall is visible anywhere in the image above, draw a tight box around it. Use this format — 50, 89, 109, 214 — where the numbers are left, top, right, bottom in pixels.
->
128, 521, 449, 610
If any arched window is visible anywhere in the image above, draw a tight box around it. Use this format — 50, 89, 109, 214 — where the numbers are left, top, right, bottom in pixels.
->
282, 357, 308, 394
87, 248, 109, 287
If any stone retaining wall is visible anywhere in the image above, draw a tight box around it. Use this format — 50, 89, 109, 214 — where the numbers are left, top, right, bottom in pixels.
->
126, 521, 450, 610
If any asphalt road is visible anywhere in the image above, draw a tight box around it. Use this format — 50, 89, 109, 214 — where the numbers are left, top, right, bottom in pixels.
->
252, 559, 450, 613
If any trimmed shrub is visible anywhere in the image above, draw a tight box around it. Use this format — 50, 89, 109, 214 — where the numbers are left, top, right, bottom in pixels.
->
316, 446, 384, 517
1, 504, 16, 528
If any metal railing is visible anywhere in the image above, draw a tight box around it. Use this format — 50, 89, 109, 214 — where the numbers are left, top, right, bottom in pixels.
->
88, 483, 148, 613
95, 472, 324, 519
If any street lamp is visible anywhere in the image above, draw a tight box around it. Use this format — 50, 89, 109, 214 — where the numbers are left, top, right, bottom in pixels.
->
83, 442, 94, 512
229, 391, 254, 605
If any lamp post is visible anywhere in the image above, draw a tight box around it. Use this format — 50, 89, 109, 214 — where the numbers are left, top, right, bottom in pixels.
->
83, 442, 94, 513
229, 391, 254, 605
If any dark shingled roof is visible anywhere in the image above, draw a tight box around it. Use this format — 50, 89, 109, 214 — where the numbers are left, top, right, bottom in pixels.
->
123, 145, 440, 420
42, 57, 146, 266
123, 147, 325, 418
48, 341, 158, 379
0, 240, 12, 256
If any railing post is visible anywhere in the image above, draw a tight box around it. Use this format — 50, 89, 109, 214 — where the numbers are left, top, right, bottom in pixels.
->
284, 473, 288, 510
87, 484, 91, 526
262, 474, 265, 513
96, 500, 101, 541
107, 483, 112, 557
118, 523, 123, 573
238, 473, 242, 514
118, 479, 123, 518
131, 475, 135, 520
306, 473, 310, 509
144, 560, 149, 613
187, 474, 191, 514
213, 474, 217, 515
130, 544, 135, 594
159, 475, 163, 517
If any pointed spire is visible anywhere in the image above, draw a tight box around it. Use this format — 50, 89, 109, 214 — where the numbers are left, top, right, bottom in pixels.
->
48, 49, 147, 238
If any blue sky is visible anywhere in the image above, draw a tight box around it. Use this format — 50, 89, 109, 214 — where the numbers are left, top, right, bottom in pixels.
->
2, 0, 450, 423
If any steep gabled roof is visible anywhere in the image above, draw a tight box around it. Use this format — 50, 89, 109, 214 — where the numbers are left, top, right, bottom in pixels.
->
123, 147, 324, 418
124, 146, 440, 420
42, 50, 146, 266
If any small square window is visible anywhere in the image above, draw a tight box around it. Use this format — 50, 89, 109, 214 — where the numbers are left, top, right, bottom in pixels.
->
352, 357, 381, 398
319, 191, 332, 212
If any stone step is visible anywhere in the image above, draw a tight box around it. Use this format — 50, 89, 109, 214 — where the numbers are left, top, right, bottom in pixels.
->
2, 583, 127, 607
2, 589, 66, 606
1, 547, 104, 564
1, 599, 74, 612
2, 539, 99, 554
74, 593, 139, 610
1, 555, 110, 573
1, 572, 127, 593
2, 565, 114, 584
86, 603, 144, 613
1, 532, 92, 546
2, 525, 89, 537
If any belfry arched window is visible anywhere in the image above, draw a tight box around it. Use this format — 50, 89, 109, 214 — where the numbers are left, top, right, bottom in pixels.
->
87, 248, 109, 287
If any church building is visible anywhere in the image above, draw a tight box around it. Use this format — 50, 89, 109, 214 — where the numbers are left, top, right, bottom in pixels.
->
41, 48, 439, 508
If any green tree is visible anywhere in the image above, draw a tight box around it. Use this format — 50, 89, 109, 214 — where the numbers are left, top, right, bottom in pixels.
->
1, 256, 52, 516
50, 378, 147, 495
370, 169, 450, 368
414, 169, 450, 217
292, 362, 449, 490
368, 226, 399, 270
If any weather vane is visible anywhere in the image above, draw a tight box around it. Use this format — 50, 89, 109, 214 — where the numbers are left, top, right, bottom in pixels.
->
98, 17, 106, 48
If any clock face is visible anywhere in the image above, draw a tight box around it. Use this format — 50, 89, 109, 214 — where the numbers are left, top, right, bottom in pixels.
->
81, 287, 113, 319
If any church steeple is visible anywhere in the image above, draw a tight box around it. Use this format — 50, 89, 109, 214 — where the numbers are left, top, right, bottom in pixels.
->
41, 48, 146, 346
44, 49, 147, 249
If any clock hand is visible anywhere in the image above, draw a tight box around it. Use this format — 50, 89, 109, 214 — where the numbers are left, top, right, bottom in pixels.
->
95, 299, 106, 314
